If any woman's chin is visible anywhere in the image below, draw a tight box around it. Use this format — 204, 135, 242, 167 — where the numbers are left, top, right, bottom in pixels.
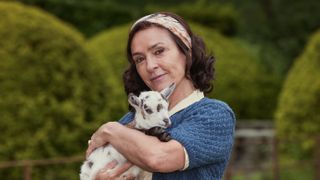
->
148, 77, 170, 91
150, 85, 163, 92
151, 82, 172, 92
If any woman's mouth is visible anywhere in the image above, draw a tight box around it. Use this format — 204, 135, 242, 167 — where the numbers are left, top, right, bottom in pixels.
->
150, 73, 167, 82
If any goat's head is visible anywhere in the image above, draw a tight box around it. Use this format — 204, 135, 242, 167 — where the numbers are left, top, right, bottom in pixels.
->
128, 83, 175, 130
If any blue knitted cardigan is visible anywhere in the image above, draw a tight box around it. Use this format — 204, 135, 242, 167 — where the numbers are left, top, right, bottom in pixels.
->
119, 97, 236, 180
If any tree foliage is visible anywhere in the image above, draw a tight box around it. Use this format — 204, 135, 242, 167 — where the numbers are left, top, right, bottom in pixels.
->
17, 0, 238, 38
0, 2, 111, 178
18, 0, 137, 37
226, 0, 320, 75
15, 0, 320, 76
145, 1, 239, 36
275, 30, 320, 159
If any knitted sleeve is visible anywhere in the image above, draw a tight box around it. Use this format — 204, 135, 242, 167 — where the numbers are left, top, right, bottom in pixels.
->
169, 100, 236, 170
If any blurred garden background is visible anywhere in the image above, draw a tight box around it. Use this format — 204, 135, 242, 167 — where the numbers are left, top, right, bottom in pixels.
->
0, 0, 319, 179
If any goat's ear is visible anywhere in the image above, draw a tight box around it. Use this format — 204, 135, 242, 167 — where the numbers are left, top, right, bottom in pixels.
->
128, 93, 140, 107
160, 83, 176, 100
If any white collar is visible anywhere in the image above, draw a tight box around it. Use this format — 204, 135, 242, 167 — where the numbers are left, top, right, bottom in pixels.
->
169, 90, 204, 116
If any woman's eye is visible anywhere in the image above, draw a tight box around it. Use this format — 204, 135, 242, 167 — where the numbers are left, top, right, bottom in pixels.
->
134, 56, 144, 64
154, 48, 164, 55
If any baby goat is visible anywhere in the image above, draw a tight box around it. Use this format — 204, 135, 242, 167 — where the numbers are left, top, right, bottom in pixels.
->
80, 83, 175, 180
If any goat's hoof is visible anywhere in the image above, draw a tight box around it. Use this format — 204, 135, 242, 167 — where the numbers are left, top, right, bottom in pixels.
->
159, 132, 171, 142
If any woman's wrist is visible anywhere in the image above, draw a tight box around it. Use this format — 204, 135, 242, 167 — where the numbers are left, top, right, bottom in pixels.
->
86, 122, 123, 157
101, 122, 122, 141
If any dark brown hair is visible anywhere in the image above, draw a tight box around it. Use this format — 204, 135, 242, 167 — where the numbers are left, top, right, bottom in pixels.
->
123, 12, 215, 96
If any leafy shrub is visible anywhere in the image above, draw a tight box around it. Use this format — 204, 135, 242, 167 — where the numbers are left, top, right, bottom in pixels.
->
0, 2, 110, 178
191, 24, 279, 119
275, 30, 320, 159
225, 0, 320, 75
18, 0, 137, 37
86, 26, 130, 121
88, 23, 279, 119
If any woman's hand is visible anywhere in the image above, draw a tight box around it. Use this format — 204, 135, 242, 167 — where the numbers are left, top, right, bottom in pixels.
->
85, 120, 184, 173
95, 160, 136, 180
86, 122, 120, 158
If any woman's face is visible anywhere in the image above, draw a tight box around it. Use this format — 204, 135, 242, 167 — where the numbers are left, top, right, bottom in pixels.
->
131, 26, 189, 92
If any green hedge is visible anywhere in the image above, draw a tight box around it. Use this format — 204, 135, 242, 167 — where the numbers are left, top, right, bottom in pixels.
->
86, 26, 130, 121
18, 0, 136, 37
275, 30, 320, 159
191, 24, 279, 119
88, 23, 279, 119
225, 0, 320, 75
0, 2, 110, 179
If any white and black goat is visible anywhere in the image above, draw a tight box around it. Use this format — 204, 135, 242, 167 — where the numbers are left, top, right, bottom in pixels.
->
80, 83, 175, 180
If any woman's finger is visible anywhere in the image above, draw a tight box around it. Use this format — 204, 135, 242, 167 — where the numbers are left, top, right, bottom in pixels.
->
115, 161, 133, 175
86, 144, 95, 158
86, 123, 116, 158
120, 173, 136, 180
107, 161, 133, 179
86, 132, 104, 158
95, 169, 109, 180
94, 160, 119, 180
105, 160, 118, 169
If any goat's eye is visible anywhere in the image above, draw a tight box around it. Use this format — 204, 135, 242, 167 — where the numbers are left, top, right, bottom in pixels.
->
143, 104, 153, 114
157, 104, 163, 112
145, 108, 153, 114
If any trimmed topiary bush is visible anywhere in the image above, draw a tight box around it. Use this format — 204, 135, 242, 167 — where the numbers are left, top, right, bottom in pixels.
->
88, 23, 279, 120
86, 25, 130, 121
19, 0, 136, 37
275, 30, 320, 160
0, 2, 110, 179
191, 24, 279, 119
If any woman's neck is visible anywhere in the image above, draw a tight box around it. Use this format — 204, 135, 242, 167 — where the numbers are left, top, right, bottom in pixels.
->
168, 79, 195, 110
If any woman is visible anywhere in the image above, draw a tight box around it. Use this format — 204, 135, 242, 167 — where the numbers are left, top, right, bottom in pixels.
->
86, 12, 236, 180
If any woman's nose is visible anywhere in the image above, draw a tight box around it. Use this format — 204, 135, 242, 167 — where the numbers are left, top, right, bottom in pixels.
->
146, 57, 158, 72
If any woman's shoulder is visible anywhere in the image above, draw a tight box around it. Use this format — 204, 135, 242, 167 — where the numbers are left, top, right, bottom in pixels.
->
171, 97, 236, 130
186, 97, 234, 115
174, 97, 236, 126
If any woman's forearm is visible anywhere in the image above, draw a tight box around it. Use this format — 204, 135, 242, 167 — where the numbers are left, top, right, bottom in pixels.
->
104, 122, 185, 172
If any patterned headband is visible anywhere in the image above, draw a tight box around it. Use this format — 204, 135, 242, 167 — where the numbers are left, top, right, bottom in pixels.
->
131, 13, 192, 50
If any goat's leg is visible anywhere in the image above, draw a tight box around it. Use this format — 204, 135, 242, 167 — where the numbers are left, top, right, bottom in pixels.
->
120, 165, 141, 179
145, 127, 171, 142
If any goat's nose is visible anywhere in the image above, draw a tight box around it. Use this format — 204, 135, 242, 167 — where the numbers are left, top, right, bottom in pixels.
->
163, 118, 170, 127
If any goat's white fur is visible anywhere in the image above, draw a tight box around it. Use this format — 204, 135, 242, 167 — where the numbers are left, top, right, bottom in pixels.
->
80, 83, 175, 180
